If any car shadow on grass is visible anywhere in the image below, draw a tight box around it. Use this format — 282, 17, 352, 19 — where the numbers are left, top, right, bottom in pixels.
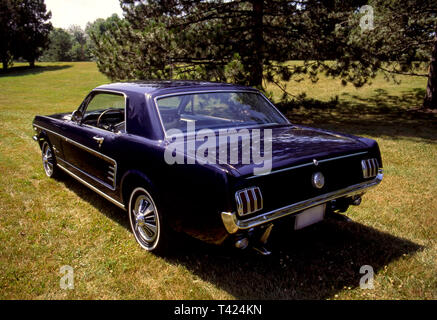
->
57, 173, 423, 300
57, 174, 130, 229
164, 219, 423, 299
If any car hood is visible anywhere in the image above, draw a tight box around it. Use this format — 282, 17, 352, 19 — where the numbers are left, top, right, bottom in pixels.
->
165, 124, 373, 177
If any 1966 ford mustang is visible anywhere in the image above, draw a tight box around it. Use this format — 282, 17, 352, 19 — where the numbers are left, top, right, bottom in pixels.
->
32, 81, 383, 254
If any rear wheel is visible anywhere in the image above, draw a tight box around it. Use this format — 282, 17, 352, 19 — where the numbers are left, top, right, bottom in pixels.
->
41, 141, 58, 178
128, 187, 169, 254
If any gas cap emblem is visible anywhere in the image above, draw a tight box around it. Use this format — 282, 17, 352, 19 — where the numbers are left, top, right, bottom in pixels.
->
312, 172, 325, 189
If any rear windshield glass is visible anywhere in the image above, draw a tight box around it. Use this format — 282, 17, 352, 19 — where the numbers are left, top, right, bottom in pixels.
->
156, 92, 287, 133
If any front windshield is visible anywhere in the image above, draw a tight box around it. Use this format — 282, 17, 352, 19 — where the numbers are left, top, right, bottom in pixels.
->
155, 91, 288, 133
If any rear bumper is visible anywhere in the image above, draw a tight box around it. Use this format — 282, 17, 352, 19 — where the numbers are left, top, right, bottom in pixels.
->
221, 171, 383, 234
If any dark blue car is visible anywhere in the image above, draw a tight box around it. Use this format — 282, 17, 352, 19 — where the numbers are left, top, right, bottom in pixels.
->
32, 81, 383, 254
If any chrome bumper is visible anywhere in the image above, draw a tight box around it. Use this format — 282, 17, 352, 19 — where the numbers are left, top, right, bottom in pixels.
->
221, 171, 383, 234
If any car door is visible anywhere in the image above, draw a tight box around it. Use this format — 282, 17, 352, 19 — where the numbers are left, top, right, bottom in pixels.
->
59, 91, 126, 192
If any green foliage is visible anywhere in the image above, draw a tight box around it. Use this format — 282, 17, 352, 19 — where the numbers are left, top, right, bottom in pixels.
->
89, 0, 436, 106
90, 1, 385, 88
85, 13, 123, 58
324, 0, 436, 86
0, 0, 16, 69
41, 26, 93, 62
40, 28, 73, 62
0, 0, 52, 69
89, 1, 327, 85
68, 25, 91, 61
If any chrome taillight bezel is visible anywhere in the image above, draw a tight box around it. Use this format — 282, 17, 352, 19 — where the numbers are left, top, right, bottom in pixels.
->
361, 158, 379, 178
235, 187, 263, 216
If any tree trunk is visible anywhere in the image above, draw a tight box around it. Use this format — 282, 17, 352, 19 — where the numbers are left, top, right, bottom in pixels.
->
29, 60, 35, 68
249, 0, 264, 88
423, 26, 437, 109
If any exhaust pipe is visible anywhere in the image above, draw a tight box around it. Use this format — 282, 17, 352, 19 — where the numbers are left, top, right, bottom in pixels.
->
252, 224, 274, 256
235, 237, 249, 250
259, 224, 274, 244
234, 224, 274, 255
351, 196, 362, 206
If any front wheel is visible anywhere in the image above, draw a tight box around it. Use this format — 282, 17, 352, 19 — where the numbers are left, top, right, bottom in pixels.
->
41, 141, 58, 178
128, 187, 169, 254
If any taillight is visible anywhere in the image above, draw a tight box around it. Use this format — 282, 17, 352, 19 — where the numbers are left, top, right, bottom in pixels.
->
361, 158, 379, 178
235, 187, 263, 216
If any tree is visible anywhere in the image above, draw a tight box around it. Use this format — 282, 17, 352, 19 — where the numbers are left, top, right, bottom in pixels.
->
13, 0, 52, 67
0, 0, 18, 70
41, 25, 95, 62
326, 0, 437, 108
423, 25, 437, 109
68, 25, 89, 61
0, 0, 52, 69
91, 1, 437, 109
91, 1, 368, 88
86, 14, 124, 62
40, 28, 73, 61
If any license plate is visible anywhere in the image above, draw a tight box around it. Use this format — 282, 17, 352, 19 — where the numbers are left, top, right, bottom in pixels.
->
294, 204, 326, 230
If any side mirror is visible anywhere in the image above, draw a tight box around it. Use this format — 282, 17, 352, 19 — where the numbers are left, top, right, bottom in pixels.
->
71, 110, 83, 123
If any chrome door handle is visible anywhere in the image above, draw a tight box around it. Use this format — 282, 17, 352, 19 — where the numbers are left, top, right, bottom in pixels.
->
93, 136, 104, 147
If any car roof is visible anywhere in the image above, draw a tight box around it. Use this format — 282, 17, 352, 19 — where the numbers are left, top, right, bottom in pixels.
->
95, 80, 258, 96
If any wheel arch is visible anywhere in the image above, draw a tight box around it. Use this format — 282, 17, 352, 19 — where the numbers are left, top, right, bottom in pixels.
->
120, 170, 157, 208
36, 130, 50, 149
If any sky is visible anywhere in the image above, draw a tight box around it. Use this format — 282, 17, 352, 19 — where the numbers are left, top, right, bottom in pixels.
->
45, 0, 124, 29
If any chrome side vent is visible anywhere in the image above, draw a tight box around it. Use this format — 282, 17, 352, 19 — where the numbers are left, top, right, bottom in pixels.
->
235, 187, 263, 216
361, 158, 379, 178
107, 165, 116, 183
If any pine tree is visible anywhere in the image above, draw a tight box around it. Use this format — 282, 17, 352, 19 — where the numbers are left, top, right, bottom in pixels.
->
90, 0, 437, 108
331, 0, 437, 108
91, 1, 367, 89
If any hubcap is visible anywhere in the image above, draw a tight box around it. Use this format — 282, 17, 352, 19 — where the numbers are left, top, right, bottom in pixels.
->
42, 144, 54, 176
133, 195, 158, 244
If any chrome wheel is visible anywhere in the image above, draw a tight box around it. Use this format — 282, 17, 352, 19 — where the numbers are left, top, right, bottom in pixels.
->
134, 195, 158, 242
129, 187, 161, 251
42, 142, 55, 177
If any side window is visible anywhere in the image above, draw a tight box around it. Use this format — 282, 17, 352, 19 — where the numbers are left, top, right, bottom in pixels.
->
85, 93, 125, 115
157, 96, 181, 110
83, 92, 125, 131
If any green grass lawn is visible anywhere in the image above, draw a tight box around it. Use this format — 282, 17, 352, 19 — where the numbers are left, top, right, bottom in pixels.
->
0, 62, 435, 299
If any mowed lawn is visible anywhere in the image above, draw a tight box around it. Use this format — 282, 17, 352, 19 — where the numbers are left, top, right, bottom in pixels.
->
0, 62, 435, 299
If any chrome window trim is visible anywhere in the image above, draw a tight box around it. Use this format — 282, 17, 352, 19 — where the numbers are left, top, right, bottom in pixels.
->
245, 151, 368, 179
222, 171, 383, 234
57, 163, 125, 210
151, 90, 291, 141
258, 91, 291, 124
87, 89, 128, 134
33, 124, 117, 190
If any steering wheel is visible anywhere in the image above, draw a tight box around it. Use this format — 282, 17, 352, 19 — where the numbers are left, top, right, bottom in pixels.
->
96, 108, 124, 129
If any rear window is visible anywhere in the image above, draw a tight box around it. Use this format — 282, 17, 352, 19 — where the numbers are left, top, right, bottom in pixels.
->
156, 91, 287, 133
